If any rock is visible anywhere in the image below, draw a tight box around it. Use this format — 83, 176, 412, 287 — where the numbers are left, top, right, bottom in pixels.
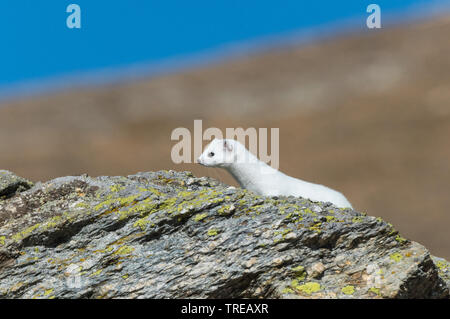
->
0, 170, 448, 299
307, 262, 326, 279
0, 170, 33, 199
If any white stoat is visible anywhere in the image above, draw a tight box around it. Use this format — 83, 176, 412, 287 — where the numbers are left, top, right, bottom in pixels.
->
197, 139, 352, 209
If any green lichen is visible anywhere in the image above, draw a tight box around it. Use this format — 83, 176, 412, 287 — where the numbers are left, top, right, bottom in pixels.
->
281, 287, 294, 294
352, 216, 363, 223
303, 208, 316, 216
43, 288, 54, 296
395, 235, 407, 244
249, 204, 264, 215
194, 213, 208, 222
42, 215, 62, 230
143, 187, 163, 197
111, 193, 178, 222
122, 198, 159, 220
0, 236, 5, 246
11, 223, 41, 242
292, 265, 305, 274
113, 245, 135, 256
207, 229, 219, 236
341, 285, 355, 295
168, 190, 224, 216
369, 287, 381, 296
390, 252, 403, 262
94, 194, 140, 213
290, 279, 300, 289
308, 222, 322, 233
292, 265, 306, 281
75, 202, 90, 209
217, 205, 234, 215
296, 282, 321, 295
435, 260, 448, 272
110, 184, 125, 192
133, 218, 150, 231
177, 190, 195, 198
387, 223, 397, 235
90, 269, 103, 276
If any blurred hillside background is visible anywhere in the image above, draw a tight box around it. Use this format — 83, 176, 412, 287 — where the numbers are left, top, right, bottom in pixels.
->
0, 1, 449, 258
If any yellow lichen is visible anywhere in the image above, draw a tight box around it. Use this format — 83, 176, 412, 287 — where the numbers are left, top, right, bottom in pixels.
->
369, 287, 381, 296
325, 216, 335, 222
435, 260, 448, 272
133, 218, 150, 231
390, 252, 403, 262
43, 215, 62, 230
207, 229, 218, 236
43, 288, 54, 296
352, 216, 363, 223
395, 235, 407, 244
11, 223, 41, 242
308, 222, 322, 233
90, 269, 103, 276
94, 194, 140, 213
193, 213, 208, 222
217, 205, 234, 215
75, 202, 90, 209
113, 245, 135, 256
292, 265, 306, 281
110, 184, 125, 192
281, 287, 294, 294
296, 282, 321, 295
341, 285, 355, 295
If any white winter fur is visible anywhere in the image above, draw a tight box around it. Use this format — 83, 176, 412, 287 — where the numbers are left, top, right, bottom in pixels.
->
197, 139, 353, 209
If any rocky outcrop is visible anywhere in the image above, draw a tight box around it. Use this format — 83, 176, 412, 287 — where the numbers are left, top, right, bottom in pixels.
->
0, 170, 33, 199
0, 170, 448, 299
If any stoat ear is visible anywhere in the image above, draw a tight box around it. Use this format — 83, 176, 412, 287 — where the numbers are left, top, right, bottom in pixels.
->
223, 140, 233, 152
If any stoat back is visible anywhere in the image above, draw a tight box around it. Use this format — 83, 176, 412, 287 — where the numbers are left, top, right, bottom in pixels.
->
197, 138, 353, 209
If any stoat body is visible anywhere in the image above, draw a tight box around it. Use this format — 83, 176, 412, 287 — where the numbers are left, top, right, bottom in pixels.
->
197, 139, 352, 209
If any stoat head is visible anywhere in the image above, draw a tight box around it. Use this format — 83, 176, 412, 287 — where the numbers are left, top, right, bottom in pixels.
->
197, 139, 239, 168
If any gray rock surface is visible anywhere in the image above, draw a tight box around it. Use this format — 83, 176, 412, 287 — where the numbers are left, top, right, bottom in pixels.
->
0, 170, 33, 199
0, 170, 448, 298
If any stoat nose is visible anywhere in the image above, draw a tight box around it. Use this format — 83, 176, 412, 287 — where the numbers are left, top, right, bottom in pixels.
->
197, 157, 203, 164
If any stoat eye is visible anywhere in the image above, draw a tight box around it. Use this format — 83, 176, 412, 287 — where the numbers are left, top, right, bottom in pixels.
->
208, 152, 215, 157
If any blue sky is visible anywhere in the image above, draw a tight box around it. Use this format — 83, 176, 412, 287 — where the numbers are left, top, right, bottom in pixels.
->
0, 0, 448, 97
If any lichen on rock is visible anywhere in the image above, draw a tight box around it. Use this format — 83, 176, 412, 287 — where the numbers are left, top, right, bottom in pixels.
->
0, 170, 33, 200
0, 170, 448, 299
